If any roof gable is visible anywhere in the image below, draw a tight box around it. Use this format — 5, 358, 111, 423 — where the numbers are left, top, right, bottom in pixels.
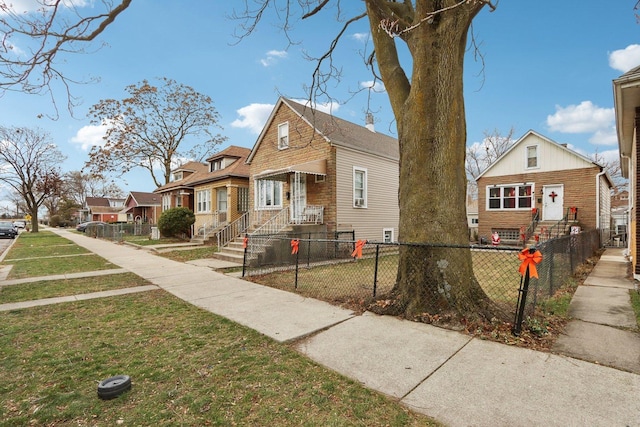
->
247, 97, 398, 163
477, 130, 599, 179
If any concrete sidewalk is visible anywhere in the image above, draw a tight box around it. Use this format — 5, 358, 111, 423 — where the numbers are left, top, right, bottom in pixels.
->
7, 229, 640, 426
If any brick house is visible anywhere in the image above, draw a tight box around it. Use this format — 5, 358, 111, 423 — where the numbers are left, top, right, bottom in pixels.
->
154, 146, 251, 241
246, 97, 399, 242
476, 130, 612, 244
613, 65, 640, 277
121, 191, 162, 224
79, 196, 125, 223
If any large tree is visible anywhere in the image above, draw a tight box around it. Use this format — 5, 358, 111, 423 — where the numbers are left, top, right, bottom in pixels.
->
0, 0, 501, 319
0, 126, 66, 232
86, 78, 227, 188
63, 171, 124, 208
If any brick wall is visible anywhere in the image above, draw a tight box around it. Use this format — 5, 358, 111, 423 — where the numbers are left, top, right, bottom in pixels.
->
477, 166, 602, 239
248, 103, 336, 232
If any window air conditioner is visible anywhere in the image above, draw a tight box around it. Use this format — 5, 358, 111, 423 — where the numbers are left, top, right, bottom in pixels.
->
354, 198, 365, 207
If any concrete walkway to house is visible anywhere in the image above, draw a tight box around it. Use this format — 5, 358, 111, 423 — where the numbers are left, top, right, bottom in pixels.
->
1, 229, 639, 427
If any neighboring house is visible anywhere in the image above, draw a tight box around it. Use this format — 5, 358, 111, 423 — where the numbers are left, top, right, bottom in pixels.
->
79, 196, 126, 223
154, 146, 251, 240
476, 130, 612, 244
154, 161, 209, 215
610, 190, 629, 240
246, 97, 399, 243
613, 65, 640, 276
467, 196, 479, 241
121, 192, 162, 224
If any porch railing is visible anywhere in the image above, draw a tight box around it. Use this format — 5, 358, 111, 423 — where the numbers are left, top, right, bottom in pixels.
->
193, 211, 227, 239
215, 211, 250, 249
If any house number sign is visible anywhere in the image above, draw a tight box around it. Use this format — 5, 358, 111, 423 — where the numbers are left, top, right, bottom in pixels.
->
548, 191, 558, 202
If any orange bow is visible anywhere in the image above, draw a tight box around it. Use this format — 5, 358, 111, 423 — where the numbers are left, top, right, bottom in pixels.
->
351, 239, 366, 259
291, 239, 300, 255
518, 248, 543, 279
242, 236, 248, 249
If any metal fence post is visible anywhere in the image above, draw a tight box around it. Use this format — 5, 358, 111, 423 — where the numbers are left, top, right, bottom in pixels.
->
513, 266, 531, 336
241, 234, 248, 277
373, 244, 380, 297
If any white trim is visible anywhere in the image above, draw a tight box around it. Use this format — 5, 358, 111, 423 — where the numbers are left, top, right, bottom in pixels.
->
525, 144, 540, 170
383, 228, 394, 243
278, 122, 289, 150
486, 183, 534, 211
353, 166, 368, 208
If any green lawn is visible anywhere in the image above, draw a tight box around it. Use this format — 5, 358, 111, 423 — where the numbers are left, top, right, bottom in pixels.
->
0, 230, 439, 426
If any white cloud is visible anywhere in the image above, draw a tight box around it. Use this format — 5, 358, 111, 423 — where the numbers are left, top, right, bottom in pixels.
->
352, 32, 370, 42
546, 101, 614, 138
260, 50, 288, 67
231, 103, 274, 134
1, 0, 89, 14
608, 44, 640, 73
361, 80, 386, 93
588, 127, 618, 146
69, 124, 108, 151
590, 148, 620, 165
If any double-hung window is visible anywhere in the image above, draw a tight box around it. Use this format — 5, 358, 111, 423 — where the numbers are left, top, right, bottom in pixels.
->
256, 180, 283, 209
162, 195, 171, 211
278, 122, 289, 149
487, 184, 533, 210
196, 190, 211, 213
526, 145, 538, 169
353, 167, 367, 208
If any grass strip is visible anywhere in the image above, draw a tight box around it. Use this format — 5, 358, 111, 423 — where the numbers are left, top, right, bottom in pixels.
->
3, 255, 117, 280
0, 291, 438, 426
0, 273, 152, 304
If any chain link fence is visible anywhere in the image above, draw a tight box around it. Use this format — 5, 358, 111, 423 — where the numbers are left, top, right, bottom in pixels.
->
84, 223, 153, 242
242, 229, 601, 326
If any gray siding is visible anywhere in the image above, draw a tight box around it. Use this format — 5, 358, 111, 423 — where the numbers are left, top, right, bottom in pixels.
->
335, 146, 399, 242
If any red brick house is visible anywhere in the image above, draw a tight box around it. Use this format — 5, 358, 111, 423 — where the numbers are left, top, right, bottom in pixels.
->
476, 130, 612, 244
246, 97, 399, 242
121, 192, 162, 224
154, 161, 209, 213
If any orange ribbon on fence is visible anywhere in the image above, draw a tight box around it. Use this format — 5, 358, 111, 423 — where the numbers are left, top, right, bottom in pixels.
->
351, 239, 367, 259
242, 236, 248, 249
291, 239, 300, 255
518, 248, 543, 279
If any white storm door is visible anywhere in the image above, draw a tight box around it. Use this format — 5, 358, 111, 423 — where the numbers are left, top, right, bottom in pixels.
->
289, 173, 307, 222
542, 185, 564, 221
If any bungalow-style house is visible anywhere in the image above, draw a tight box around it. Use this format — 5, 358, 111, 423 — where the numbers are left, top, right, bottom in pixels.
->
121, 191, 162, 224
154, 146, 251, 241
245, 97, 399, 242
613, 65, 640, 276
476, 130, 612, 244
154, 161, 209, 213
79, 196, 126, 223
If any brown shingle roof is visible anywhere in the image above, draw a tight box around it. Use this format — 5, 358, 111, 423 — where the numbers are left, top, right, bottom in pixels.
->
128, 191, 161, 206
85, 197, 110, 207
284, 98, 399, 160
154, 146, 251, 193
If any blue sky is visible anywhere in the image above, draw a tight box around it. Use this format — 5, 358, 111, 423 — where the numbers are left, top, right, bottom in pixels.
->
1, 1, 639, 207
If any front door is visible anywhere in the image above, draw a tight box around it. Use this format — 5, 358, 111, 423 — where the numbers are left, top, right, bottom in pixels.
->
217, 187, 228, 223
542, 184, 564, 221
290, 173, 307, 223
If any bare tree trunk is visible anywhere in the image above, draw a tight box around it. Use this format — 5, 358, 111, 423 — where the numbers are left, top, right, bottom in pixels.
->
368, 1, 494, 319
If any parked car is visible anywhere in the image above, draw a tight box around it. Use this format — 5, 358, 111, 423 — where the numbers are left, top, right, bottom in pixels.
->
76, 221, 108, 232
13, 220, 26, 229
0, 221, 18, 239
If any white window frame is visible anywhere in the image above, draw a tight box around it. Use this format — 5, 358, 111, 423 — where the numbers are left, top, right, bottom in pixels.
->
383, 228, 394, 243
196, 189, 211, 213
278, 122, 289, 149
162, 194, 171, 211
255, 179, 283, 210
353, 167, 367, 208
486, 184, 534, 210
525, 144, 539, 169
217, 187, 228, 212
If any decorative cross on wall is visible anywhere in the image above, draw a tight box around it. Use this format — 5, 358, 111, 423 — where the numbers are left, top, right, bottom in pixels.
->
549, 191, 557, 202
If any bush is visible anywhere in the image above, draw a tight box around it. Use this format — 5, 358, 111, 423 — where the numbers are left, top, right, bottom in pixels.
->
158, 207, 195, 238
49, 215, 68, 227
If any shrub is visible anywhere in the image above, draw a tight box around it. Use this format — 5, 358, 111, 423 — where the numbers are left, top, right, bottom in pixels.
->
157, 207, 195, 237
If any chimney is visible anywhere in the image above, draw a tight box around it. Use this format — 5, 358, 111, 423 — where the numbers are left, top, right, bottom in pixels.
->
365, 112, 375, 132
